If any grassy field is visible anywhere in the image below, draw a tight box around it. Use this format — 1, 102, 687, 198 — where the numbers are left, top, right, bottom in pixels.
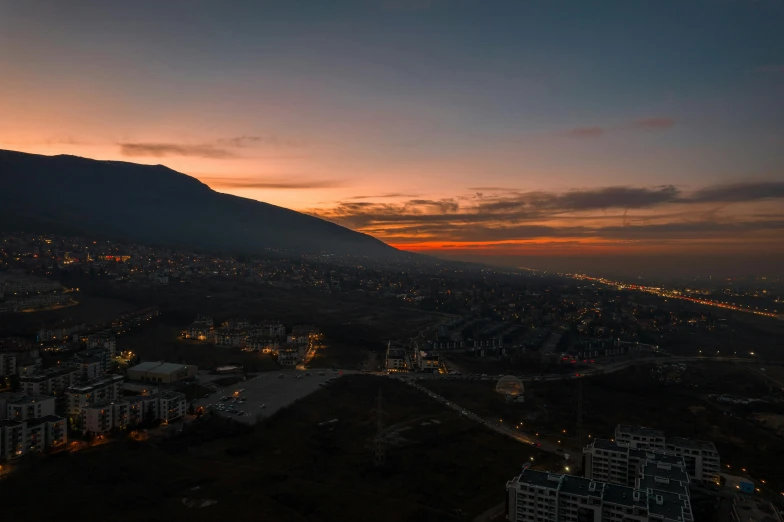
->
2, 375, 559, 522
0, 294, 136, 336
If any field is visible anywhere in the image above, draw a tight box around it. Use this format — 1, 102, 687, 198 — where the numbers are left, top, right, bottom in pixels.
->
0, 294, 136, 336
2, 375, 561, 521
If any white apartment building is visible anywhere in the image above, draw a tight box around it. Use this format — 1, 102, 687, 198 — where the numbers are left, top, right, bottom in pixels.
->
210, 330, 245, 347
128, 395, 159, 423
506, 469, 693, 522
19, 367, 79, 396
159, 391, 186, 422
0, 352, 17, 377
417, 350, 440, 372
66, 374, 123, 416
584, 439, 687, 487
81, 405, 114, 434
615, 425, 667, 451
1, 394, 56, 421
665, 438, 720, 484
0, 420, 26, 460
0, 415, 68, 460
601, 425, 721, 484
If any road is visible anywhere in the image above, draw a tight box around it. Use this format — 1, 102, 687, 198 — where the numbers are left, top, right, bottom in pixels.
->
397, 376, 568, 459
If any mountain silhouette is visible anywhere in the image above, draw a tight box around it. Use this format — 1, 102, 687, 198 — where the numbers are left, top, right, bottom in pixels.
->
0, 149, 400, 258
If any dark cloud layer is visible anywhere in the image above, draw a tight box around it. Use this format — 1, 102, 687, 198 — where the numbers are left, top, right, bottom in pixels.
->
120, 143, 237, 159
120, 135, 305, 159
201, 176, 343, 190
311, 182, 784, 244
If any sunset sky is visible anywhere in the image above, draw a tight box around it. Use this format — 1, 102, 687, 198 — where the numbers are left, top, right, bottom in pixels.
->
1, 0, 783, 274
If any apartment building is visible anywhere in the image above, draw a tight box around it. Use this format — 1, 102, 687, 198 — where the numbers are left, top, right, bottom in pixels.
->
277, 345, 304, 367
1, 394, 56, 421
596, 426, 721, 484
80, 391, 186, 433
506, 469, 693, 522
584, 439, 687, 487
159, 391, 186, 422
417, 350, 440, 372
385, 344, 408, 371
0, 420, 25, 460
66, 374, 123, 416
82, 405, 114, 434
0, 415, 68, 460
665, 438, 720, 484
19, 367, 79, 396
615, 425, 667, 451
0, 352, 17, 377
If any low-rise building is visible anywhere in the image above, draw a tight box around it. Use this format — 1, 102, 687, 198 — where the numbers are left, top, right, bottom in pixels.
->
127, 361, 197, 383
417, 350, 440, 372
278, 345, 304, 367
385, 343, 408, 371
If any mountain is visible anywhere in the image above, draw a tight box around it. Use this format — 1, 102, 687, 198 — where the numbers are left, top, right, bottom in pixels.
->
0, 149, 400, 259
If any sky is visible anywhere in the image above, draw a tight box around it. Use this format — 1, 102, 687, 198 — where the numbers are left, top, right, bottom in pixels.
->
1, 0, 783, 277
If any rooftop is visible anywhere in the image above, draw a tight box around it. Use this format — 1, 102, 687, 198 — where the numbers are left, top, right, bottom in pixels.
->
560, 475, 604, 498
590, 438, 627, 452
129, 361, 191, 375
639, 460, 690, 484
646, 491, 690, 522
666, 437, 717, 452
637, 475, 689, 497
602, 483, 647, 508
616, 424, 665, 438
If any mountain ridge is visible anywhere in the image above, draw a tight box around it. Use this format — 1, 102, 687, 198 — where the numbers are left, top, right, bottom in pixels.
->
0, 149, 400, 259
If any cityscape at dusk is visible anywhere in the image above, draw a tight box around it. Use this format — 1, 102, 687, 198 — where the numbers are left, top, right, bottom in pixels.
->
1, 2, 783, 522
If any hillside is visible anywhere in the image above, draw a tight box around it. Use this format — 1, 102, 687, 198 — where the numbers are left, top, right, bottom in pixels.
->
0, 149, 399, 258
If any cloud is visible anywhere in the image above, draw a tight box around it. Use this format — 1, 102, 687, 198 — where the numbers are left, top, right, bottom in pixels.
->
119, 134, 307, 159
201, 177, 343, 190
634, 117, 676, 131
755, 65, 784, 73
120, 143, 237, 159
348, 193, 421, 199
564, 126, 605, 138
686, 181, 784, 203
215, 135, 307, 149
199, 176, 343, 190
309, 181, 784, 248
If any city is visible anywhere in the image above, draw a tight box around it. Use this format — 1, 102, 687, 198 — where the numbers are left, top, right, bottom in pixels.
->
1, 1, 783, 521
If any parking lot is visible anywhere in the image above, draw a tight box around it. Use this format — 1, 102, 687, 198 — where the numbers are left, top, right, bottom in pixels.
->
195, 369, 352, 424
